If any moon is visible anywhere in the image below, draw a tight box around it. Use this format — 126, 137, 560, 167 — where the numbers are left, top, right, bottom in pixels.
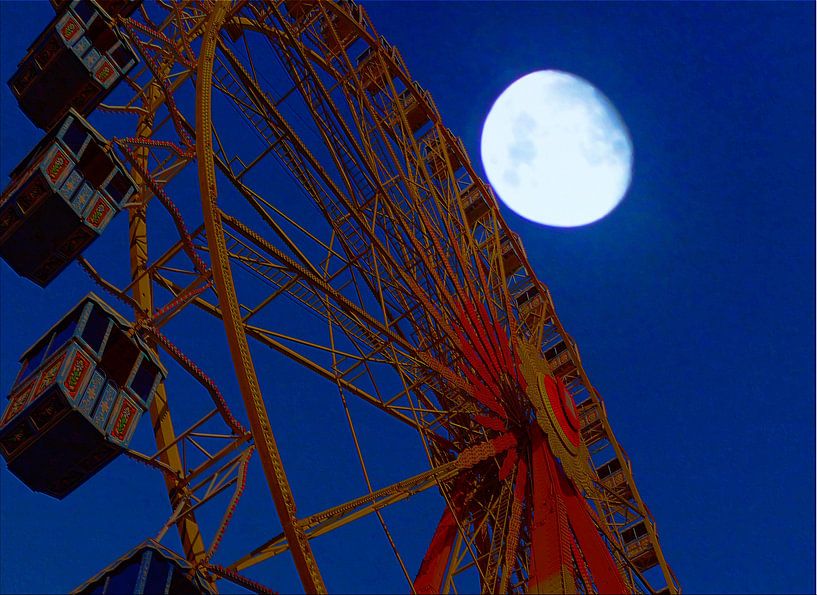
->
480, 70, 633, 227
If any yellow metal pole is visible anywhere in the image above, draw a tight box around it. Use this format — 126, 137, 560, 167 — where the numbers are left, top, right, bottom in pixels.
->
129, 80, 207, 565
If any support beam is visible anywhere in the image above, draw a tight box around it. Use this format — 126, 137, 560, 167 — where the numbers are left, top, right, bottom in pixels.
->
527, 429, 573, 594
413, 503, 460, 594
128, 57, 207, 567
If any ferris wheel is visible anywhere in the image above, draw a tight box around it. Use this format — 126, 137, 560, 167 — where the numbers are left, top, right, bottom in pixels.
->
0, 1, 681, 593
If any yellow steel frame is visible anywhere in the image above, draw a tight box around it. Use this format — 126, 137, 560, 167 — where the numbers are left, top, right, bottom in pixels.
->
42, 1, 683, 593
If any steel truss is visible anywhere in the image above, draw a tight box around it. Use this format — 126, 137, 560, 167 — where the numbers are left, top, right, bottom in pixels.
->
28, 1, 683, 593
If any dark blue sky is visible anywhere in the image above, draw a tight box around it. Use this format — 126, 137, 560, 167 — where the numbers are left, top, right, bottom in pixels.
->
1, 2, 814, 594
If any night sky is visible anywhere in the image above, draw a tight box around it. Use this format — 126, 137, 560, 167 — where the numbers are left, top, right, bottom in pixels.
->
1, 2, 814, 594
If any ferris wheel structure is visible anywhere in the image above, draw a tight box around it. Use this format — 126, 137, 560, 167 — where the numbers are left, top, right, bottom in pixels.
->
0, 1, 680, 593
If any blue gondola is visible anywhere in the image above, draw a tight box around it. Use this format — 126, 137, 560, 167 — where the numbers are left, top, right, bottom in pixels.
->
0, 109, 136, 286
0, 293, 166, 499
9, 0, 138, 130
50, 0, 144, 19
72, 539, 214, 595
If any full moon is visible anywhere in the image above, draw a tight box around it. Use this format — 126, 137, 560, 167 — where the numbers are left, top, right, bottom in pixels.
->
480, 70, 633, 227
